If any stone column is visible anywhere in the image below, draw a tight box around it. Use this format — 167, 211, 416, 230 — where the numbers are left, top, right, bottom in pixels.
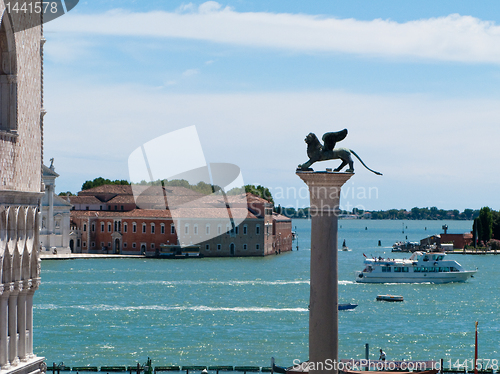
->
296, 171, 353, 374
26, 279, 40, 359
0, 284, 10, 369
48, 185, 54, 234
8, 282, 20, 366
18, 281, 29, 361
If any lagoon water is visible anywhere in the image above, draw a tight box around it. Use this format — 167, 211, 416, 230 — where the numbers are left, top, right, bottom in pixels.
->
34, 219, 499, 368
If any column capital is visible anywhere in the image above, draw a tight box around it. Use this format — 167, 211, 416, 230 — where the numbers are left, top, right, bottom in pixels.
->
29, 278, 41, 292
296, 171, 353, 215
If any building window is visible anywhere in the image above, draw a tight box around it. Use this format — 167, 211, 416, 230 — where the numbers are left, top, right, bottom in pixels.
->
226, 224, 231, 234
151, 223, 155, 234
235, 226, 239, 235
194, 225, 198, 235
100, 206, 103, 210
142, 223, 146, 233
108, 223, 112, 232
256, 244, 260, 250
83, 241, 87, 247
151, 243, 155, 249
133, 222, 137, 233
171, 224, 175, 234
206, 225, 210, 235
124, 242, 127, 248
217, 244, 221, 251
121, 205, 124, 211
101, 223, 105, 232
91, 242, 95, 247
91, 223, 95, 232
114, 221, 118, 232
124, 223, 128, 233
256, 225, 260, 235
217, 225, 222, 235
161, 224, 165, 234
86, 206, 89, 210
243, 225, 248, 235
184, 224, 189, 235
205, 244, 210, 251
132, 242, 136, 248
115, 205, 118, 211
108, 242, 111, 247
243, 244, 247, 250
83, 224, 87, 232
77, 239, 81, 247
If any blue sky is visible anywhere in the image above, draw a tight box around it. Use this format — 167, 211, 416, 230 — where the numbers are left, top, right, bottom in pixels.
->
43, 1, 500, 211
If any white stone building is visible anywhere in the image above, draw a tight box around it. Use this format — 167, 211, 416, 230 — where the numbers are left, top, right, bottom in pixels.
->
0, 3, 46, 374
40, 162, 72, 254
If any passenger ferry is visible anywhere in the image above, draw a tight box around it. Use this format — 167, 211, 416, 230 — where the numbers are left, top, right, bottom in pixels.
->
355, 252, 476, 283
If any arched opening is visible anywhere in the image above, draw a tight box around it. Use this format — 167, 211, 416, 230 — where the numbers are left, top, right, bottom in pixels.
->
69, 239, 74, 253
7, 206, 17, 255
0, 12, 18, 133
141, 244, 146, 255
114, 239, 120, 254
230, 243, 235, 256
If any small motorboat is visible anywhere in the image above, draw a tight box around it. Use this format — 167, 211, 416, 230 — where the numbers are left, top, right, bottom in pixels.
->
339, 303, 358, 310
376, 294, 404, 302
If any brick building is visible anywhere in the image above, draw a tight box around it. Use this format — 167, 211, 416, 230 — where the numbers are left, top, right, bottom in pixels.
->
69, 185, 293, 257
0, 4, 46, 373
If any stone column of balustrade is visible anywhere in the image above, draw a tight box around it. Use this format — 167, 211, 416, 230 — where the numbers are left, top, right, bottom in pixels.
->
26, 278, 40, 359
18, 280, 30, 361
297, 171, 353, 374
0, 284, 10, 369
8, 281, 21, 366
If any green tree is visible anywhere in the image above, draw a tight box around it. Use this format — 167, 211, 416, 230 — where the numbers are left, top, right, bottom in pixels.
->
478, 207, 493, 243
244, 185, 274, 204
81, 177, 130, 190
58, 191, 74, 196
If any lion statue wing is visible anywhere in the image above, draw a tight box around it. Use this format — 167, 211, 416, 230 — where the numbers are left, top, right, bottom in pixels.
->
322, 129, 348, 151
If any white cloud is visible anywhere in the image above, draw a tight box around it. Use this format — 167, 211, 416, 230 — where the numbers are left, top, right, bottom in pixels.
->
182, 68, 200, 77
46, 3, 500, 63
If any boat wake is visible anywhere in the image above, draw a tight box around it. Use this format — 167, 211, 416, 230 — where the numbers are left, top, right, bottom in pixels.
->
35, 304, 309, 313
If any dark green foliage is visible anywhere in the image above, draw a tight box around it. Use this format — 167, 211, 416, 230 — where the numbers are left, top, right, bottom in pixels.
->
81, 177, 130, 190
478, 206, 493, 242
58, 191, 74, 196
244, 185, 274, 204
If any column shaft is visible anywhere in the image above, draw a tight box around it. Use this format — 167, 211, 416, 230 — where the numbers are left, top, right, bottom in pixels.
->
8, 289, 19, 365
0, 293, 9, 369
26, 291, 34, 358
17, 291, 27, 360
297, 171, 353, 374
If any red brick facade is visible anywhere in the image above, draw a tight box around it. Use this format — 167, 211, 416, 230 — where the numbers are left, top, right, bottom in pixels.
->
69, 186, 293, 256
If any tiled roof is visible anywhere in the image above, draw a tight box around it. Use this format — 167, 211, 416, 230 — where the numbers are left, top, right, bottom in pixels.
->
69, 196, 103, 205
272, 213, 291, 222
246, 192, 272, 204
78, 185, 133, 195
107, 195, 137, 204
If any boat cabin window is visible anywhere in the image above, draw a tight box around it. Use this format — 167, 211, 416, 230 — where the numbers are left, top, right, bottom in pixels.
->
423, 255, 429, 261
437, 255, 444, 260
382, 266, 391, 272
394, 267, 409, 272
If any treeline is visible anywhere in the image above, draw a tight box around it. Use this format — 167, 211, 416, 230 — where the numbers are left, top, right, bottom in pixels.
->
278, 206, 480, 220
61, 177, 274, 204
472, 207, 500, 247
369, 207, 478, 220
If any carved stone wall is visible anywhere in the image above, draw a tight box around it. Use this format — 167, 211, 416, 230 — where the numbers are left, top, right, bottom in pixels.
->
0, 1, 45, 373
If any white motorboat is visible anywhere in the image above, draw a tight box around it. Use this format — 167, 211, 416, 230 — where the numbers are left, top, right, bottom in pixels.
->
355, 252, 476, 283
